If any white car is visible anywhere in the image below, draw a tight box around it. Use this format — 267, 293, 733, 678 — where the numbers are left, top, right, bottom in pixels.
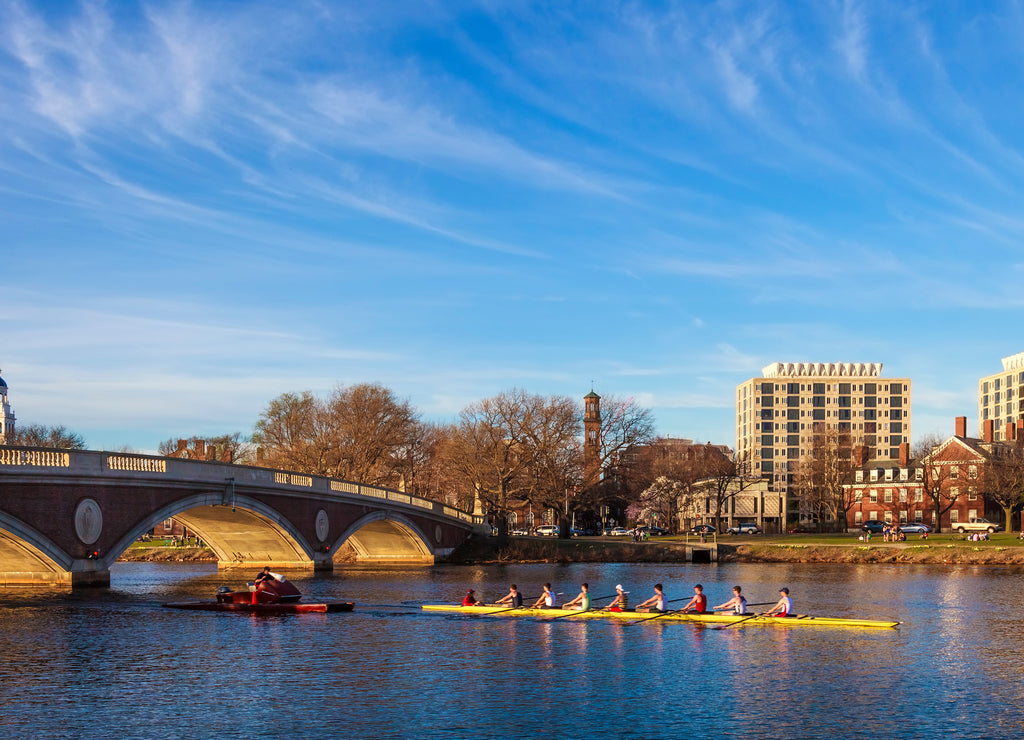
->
534, 525, 560, 537
606, 527, 631, 536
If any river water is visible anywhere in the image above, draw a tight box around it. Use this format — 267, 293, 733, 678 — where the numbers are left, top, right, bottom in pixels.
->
1, 561, 1022, 739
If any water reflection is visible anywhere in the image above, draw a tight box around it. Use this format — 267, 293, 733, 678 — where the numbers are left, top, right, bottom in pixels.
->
2, 561, 1024, 738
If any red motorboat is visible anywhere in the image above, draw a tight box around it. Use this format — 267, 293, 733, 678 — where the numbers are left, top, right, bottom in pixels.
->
162, 574, 354, 614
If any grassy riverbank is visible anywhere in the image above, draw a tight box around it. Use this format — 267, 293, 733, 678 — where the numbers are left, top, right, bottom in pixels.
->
118, 533, 1024, 566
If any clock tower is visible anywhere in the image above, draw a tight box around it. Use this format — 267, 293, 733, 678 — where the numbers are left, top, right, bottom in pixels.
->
583, 390, 601, 486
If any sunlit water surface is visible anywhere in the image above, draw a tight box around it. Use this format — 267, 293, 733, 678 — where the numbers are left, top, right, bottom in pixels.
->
1, 561, 1023, 739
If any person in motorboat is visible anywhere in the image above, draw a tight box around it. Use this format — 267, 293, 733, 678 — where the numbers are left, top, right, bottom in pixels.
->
532, 583, 556, 609
679, 584, 707, 613
563, 583, 591, 611
254, 567, 277, 586
635, 583, 666, 613
713, 585, 747, 614
765, 587, 792, 617
606, 584, 629, 612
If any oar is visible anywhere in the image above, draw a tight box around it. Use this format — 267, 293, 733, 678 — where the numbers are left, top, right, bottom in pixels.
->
711, 601, 774, 611
625, 598, 694, 625
479, 598, 540, 616
712, 612, 766, 630
543, 594, 618, 620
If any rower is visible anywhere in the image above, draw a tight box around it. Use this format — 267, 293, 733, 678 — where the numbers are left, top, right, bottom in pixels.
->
635, 583, 666, 613
532, 583, 556, 609
765, 587, 792, 617
495, 584, 523, 608
713, 585, 747, 615
563, 583, 591, 611
606, 584, 629, 612
462, 589, 478, 606
680, 584, 707, 613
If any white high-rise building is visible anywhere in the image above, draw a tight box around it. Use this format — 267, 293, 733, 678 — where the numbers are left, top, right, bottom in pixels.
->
0, 368, 15, 444
978, 352, 1024, 442
736, 362, 912, 524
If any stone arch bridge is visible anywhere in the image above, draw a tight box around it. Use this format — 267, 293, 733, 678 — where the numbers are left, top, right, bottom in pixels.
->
0, 447, 487, 587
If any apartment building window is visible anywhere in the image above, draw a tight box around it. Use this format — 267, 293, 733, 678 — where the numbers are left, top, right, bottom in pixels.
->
869, 489, 878, 503
969, 465, 978, 479
884, 511, 892, 524
916, 468, 923, 481
950, 510, 959, 523
854, 511, 862, 524
951, 487, 959, 499
968, 487, 977, 501
899, 488, 907, 503
914, 490, 923, 502
914, 510, 923, 522
968, 509, 977, 520
950, 466, 959, 480
884, 489, 893, 503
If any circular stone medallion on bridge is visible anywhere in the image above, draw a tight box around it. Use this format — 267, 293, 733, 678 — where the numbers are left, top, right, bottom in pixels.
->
315, 509, 329, 541
74, 498, 103, 545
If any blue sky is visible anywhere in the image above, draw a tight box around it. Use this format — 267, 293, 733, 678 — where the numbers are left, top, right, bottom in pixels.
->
1, 0, 1022, 452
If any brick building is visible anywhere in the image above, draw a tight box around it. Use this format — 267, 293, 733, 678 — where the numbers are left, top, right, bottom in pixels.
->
845, 417, 1006, 531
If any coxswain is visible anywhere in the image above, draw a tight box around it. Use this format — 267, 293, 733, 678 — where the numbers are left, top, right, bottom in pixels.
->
532, 583, 556, 609
713, 585, 747, 615
495, 584, 523, 608
563, 583, 591, 611
680, 584, 707, 613
765, 587, 792, 617
606, 584, 629, 612
462, 589, 478, 606
635, 583, 666, 613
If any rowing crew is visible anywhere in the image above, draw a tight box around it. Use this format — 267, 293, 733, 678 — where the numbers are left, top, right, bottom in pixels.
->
465, 583, 793, 617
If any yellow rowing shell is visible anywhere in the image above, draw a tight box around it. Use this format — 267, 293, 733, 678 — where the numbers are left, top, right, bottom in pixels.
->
421, 604, 899, 629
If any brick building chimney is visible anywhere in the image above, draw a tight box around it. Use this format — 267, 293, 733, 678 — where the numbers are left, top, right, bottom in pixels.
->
955, 416, 967, 438
984, 419, 994, 443
1006, 423, 1016, 442
899, 442, 909, 467
853, 445, 868, 466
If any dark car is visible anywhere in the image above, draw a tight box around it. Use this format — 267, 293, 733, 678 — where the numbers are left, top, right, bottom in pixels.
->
689, 525, 716, 535
861, 520, 887, 534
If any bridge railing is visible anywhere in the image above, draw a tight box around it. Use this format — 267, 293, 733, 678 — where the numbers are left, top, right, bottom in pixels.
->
0, 446, 486, 526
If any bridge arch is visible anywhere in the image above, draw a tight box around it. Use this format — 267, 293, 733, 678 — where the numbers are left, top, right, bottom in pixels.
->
334, 510, 435, 563
0, 510, 75, 585
113, 494, 315, 569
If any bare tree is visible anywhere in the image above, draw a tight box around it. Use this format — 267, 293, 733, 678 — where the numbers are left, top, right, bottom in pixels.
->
793, 427, 857, 532
914, 433, 961, 533
443, 390, 582, 538
252, 391, 332, 474
984, 443, 1024, 533
252, 384, 418, 487
321, 383, 418, 486
7, 424, 86, 450
693, 448, 757, 532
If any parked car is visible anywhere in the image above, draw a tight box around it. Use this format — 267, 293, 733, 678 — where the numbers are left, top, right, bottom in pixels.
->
955, 518, 1002, 534
606, 527, 631, 536
511, 527, 531, 536
689, 525, 716, 535
726, 523, 762, 535
861, 520, 887, 534
534, 525, 559, 537
645, 525, 670, 536
898, 522, 933, 534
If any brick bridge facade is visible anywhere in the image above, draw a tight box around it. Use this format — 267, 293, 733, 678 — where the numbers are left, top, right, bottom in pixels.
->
0, 447, 487, 587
